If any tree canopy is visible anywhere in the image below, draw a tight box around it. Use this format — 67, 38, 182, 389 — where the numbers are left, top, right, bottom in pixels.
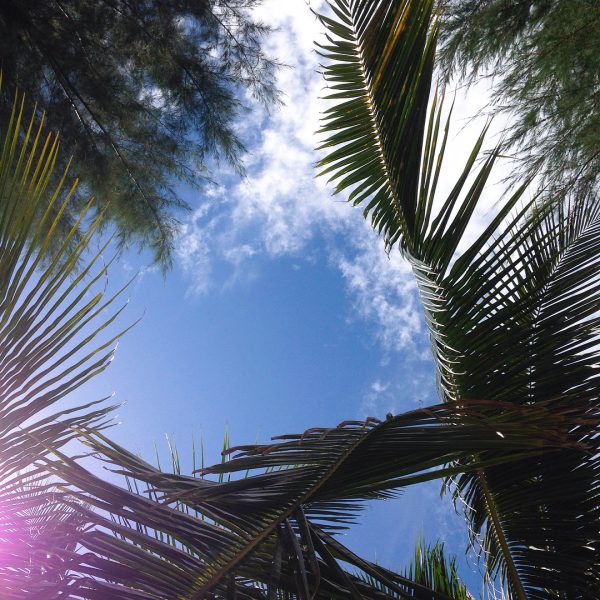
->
438, 0, 600, 202
0, 0, 279, 265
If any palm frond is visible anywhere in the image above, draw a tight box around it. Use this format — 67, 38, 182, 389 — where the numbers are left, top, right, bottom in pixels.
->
316, 0, 437, 252
316, 1, 600, 597
405, 540, 472, 600
38, 398, 589, 599
359, 539, 472, 600
0, 88, 130, 595
443, 192, 600, 597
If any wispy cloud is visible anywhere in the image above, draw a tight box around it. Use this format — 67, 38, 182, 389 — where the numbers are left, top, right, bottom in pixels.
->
173, 1, 422, 348
332, 225, 423, 352
174, 0, 509, 354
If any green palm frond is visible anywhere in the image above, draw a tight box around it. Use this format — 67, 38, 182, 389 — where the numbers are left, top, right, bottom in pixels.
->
360, 539, 472, 600
0, 88, 130, 596
38, 398, 588, 599
316, 0, 437, 252
405, 541, 472, 600
317, 0, 600, 597
442, 192, 600, 596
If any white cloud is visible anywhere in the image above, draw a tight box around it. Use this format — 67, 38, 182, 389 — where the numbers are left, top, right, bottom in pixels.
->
361, 378, 391, 414
371, 380, 389, 394
176, 201, 221, 295
173, 1, 513, 354
333, 226, 423, 352
360, 360, 437, 417
174, 1, 355, 293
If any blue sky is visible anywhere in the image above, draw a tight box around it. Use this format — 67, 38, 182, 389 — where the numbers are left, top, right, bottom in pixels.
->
71, 1, 512, 594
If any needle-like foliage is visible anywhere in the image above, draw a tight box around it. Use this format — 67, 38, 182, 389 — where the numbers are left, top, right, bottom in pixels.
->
0, 0, 280, 266
437, 0, 600, 206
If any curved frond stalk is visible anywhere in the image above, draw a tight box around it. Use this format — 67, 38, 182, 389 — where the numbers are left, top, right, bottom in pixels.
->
40, 398, 590, 598
0, 88, 130, 595
475, 469, 525, 600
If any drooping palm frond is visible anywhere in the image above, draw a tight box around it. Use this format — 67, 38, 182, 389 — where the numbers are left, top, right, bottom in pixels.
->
38, 398, 590, 599
317, 0, 600, 597
0, 89, 130, 596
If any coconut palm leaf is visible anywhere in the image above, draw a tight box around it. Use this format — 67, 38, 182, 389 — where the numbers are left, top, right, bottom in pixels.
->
441, 192, 600, 597
0, 475, 88, 599
37, 398, 589, 599
316, 0, 437, 252
359, 540, 472, 600
0, 87, 130, 596
404, 541, 472, 600
317, 0, 600, 597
